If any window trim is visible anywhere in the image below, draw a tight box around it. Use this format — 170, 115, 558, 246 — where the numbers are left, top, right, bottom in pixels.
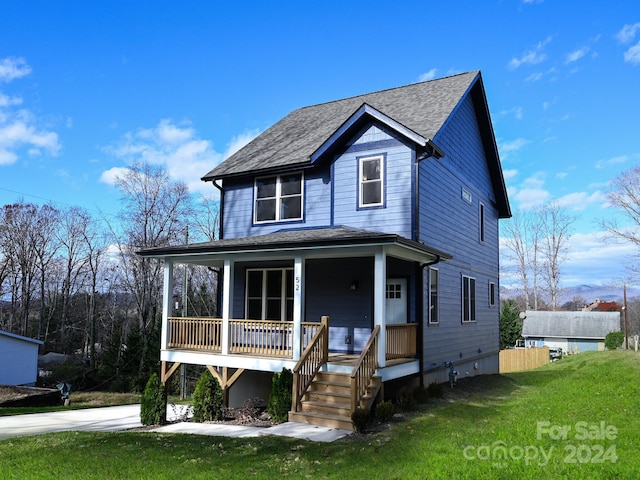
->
489, 281, 496, 308
429, 267, 439, 325
245, 268, 294, 321
253, 172, 304, 224
357, 154, 385, 209
462, 275, 476, 323
479, 202, 485, 243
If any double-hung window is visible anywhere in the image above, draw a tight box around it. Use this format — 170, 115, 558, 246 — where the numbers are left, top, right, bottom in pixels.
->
254, 173, 303, 223
359, 155, 384, 207
462, 275, 476, 323
246, 268, 294, 321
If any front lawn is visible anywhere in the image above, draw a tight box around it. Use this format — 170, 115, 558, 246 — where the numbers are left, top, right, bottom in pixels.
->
0, 351, 637, 479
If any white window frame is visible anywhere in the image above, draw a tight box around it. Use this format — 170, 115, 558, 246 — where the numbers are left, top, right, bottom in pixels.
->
429, 267, 439, 325
462, 275, 476, 323
358, 155, 384, 208
245, 268, 293, 321
254, 173, 304, 224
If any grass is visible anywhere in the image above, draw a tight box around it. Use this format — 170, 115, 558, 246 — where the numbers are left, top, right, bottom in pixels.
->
0, 351, 638, 479
0, 391, 141, 416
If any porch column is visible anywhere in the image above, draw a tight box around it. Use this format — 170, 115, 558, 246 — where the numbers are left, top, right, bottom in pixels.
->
292, 256, 304, 360
221, 258, 234, 355
374, 249, 386, 368
161, 259, 174, 351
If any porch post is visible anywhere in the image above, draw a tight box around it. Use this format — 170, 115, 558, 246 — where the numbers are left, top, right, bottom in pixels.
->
221, 258, 234, 355
292, 256, 304, 360
374, 249, 386, 368
161, 259, 174, 351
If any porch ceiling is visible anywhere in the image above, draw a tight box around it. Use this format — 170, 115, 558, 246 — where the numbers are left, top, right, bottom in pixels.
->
137, 226, 451, 266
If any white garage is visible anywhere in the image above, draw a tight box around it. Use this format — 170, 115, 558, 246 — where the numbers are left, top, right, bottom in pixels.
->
0, 330, 43, 386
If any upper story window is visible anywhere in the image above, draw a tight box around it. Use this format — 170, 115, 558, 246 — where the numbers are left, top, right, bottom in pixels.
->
254, 173, 303, 223
359, 155, 385, 208
479, 202, 486, 243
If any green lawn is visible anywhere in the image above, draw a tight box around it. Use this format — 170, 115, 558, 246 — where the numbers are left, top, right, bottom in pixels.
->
0, 351, 638, 479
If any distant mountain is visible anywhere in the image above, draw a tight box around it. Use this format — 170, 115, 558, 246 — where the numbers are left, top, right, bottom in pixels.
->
500, 284, 640, 306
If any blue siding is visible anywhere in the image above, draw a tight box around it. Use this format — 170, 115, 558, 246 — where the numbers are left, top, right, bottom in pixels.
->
420, 94, 501, 369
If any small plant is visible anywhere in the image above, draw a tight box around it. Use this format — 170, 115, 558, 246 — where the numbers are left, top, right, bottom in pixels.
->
140, 373, 166, 426
412, 385, 430, 404
395, 386, 416, 411
192, 369, 223, 422
267, 368, 293, 423
351, 407, 371, 433
605, 331, 625, 350
375, 400, 395, 422
427, 382, 444, 398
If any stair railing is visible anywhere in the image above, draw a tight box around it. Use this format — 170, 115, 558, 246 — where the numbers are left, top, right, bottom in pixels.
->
291, 316, 329, 412
350, 325, 380, 413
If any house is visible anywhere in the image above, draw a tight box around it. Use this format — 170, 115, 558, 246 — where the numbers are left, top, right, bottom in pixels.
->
0, 330, 43, 386
138, 71, 511, 429
522, 311, 621, 353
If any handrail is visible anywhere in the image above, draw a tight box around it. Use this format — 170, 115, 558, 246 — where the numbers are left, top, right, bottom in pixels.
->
291, 316, 329, 412
350, 325, 380, 413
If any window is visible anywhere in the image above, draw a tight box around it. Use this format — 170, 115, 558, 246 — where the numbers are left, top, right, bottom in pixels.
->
254, 173, 303, 223
489, 281, 496, 307
479, 203, 485, 243
429, 268, 439, 324
246, 268, 293, 321
359, 155, 384, 207
462, 275, 476, 323
386, 282, 402, 299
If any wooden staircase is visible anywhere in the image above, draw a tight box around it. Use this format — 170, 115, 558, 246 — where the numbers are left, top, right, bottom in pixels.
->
288, 371, 381, 431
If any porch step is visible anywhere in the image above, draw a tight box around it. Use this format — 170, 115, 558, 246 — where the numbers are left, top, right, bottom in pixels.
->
289, 371, 382, 431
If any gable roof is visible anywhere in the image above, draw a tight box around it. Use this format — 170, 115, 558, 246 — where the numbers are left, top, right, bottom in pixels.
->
521, 311, 621, 340
0, 329, 44, 346
202, 70, 510, 218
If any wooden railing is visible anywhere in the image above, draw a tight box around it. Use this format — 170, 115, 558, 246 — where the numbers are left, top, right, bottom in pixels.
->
291, 316, 329, 412
350, 325, 380, 413
386, 323, 418, 359
229, 319, 293, 357
168, 317, 222, 351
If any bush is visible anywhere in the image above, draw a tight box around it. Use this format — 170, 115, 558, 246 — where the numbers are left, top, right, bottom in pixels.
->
351, 407, 371, 433
395, 386, 416, 411
267, 368, 293, 423
140, 373, 166, 426
605, 331, 625, 350
427, 382, 444, 398
375, 401, 395, 422
412, 385, 430, 404
192, 369, 223, 422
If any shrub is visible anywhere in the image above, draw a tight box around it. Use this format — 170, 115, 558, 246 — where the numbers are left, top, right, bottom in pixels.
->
192, 369, 223, 422
351, 407, 371, 433
140, 373, 166, 426
427, 382, 444, 398
605, 331, 625, 350
395, 386, 416, 411
267, 368, 293, 423
375, 401, 395, 422
412, 385, 430, 404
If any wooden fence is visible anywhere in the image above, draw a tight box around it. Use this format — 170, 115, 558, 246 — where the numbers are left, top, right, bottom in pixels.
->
499, 347, 549, 373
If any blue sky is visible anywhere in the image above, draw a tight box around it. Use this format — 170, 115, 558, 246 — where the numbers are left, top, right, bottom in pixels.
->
1, 1, 639, 288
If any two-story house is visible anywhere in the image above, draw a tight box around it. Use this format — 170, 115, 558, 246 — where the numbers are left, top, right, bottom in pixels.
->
138, 70, 511, 430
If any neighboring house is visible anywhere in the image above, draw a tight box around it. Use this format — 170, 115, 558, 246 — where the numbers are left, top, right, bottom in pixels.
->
522, 311, 621, 353
0, 330, 43, 386
139, 71, 511, 429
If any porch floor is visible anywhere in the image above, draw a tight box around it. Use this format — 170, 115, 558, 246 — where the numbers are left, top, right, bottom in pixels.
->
327, 353, 416, 368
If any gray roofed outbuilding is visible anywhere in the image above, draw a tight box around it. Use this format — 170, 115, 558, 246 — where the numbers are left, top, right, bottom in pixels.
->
522, 311, 621, 339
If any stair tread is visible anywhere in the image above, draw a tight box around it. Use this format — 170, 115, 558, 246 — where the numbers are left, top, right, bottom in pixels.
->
303, 399, 351, 409
290, 410, 351, 421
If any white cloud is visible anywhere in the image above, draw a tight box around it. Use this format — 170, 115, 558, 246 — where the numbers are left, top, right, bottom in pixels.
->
623, 41, 640, 65
498, 138, 531, 157
595, 154, 630, 169
508, 37, 551, 69
616, 23, 640, 44
513, 188, 550, 210
502, 169, 518, 181
556, 191, 606, 211
499, 106, 523, 119
102, 120, 260, 194
565, 46, 589, 64
99, 166, 132, 186
0, 57, 31, 83
524, 72, 543, 82
417, 69, 437, 82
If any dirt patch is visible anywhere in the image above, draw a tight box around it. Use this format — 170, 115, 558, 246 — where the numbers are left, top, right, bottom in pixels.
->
0, 385, 62, 407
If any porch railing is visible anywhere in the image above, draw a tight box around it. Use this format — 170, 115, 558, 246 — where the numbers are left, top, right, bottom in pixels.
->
291, 316, 329, 412
350, 325, 380, 413
386, 323, 418, 360
168, 317, 222, 351
167, 317, 322, 358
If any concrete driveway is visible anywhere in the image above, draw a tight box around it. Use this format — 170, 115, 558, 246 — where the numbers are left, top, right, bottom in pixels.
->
0, 405, 351, 442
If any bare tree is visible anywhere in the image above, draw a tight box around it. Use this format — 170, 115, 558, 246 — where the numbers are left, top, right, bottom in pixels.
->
538, 201, 575, 310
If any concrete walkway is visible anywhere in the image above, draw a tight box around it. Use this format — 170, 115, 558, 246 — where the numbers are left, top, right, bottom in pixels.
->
0, 404, 351, 443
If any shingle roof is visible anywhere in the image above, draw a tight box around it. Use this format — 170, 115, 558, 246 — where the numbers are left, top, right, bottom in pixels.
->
522, 311, 621, 339
138, 226, 452, 260
202, 71, 480, 181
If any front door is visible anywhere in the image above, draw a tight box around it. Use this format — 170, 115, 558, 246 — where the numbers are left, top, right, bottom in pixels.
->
385, 278, 407, 324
